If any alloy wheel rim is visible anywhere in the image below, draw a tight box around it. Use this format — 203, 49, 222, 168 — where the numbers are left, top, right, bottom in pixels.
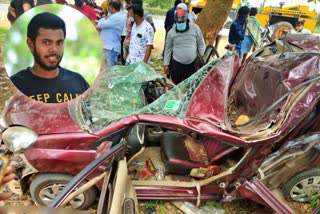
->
39, 183, 85, 208
290, 176, 320, 202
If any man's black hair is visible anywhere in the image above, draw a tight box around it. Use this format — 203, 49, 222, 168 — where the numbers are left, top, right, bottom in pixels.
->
174, 0, 182, 7
27, 12, 66, 42
109, 1, 121, 11
238, 6, 250, 17
249, 7, 258, 16
132, 4, 143, 18
132, 0, 142, 6
296, 20, 305, 26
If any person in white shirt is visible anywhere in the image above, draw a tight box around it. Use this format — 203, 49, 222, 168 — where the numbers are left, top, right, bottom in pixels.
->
126, 4, 154, 65
292, 20, 312, 34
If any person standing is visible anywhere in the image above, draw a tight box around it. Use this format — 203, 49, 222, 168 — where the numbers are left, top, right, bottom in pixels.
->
7, 0, 34, 25
130, 0, 156, 33
228, 6, 250, 57
164, 0, 182, 34
163, 6, 205, 85
126, 4, 154, 65
241, 7, 263, 64
120, 2, 128, 65
97, 1, 125, 67
123, 0, 133, 61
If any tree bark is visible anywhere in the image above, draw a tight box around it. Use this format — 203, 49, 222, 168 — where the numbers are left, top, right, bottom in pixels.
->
196, 0, 234, 45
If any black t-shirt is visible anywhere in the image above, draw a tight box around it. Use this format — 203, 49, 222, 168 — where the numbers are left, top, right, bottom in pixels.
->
10, 67, 90, 103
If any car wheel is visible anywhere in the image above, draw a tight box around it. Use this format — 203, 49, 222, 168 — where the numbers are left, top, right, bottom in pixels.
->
270, 21, 293, 40
30, 173, 98, 209
282, 168, 320, 202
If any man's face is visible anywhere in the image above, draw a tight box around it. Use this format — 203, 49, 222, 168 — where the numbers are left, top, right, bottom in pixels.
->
295, 24, 303, 32
27, 28, 64, 71
128, 9, 136, 21
125, 1, 131, 8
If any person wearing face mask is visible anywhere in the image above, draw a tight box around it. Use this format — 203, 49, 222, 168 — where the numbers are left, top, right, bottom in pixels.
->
97, 1, 125, 66
163, 5, 205, 85
126, 4, 154, 65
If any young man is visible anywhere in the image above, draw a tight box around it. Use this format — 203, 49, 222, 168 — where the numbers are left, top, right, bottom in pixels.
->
163, 6, 205, 85
10, 12, 89, 103
228, 6, 250, 57
293, 20, 312, 34
126, 4, 154, 65
97, 1, 125, 66
241, 7, 263, 64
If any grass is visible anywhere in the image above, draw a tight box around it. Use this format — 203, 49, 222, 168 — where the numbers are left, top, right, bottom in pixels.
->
311, 192, 320, 211
0, 28, 9, 63
315, 24, 320, 33
142, 200, 167, 214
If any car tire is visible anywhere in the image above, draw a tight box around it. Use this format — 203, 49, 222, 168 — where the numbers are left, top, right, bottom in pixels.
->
271, 21, 293, 40
281, 168, 320, 203
30, 173, 98, 209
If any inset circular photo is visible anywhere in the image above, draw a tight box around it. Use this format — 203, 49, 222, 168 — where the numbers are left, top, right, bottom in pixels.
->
4, 4, 103, 103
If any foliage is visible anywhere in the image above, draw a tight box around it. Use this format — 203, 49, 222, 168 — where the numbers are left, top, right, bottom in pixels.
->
316, 13, 320, 33
241, 0, 251, 7
0, 28, 9, 63
204, 200, 224, 209
310, 192, 320, 211
144, 200, 158, 209
144, 0, 175, 9
145, 7, 168, 16
144, 200, 167, 214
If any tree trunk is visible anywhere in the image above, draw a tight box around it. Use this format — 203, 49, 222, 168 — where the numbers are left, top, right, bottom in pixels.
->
196, 0, 234, 45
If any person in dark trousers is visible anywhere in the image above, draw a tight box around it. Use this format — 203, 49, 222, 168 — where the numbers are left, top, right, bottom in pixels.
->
164, 0, 182, 34
10, 12, 89, 103
228, 6, 250, 57
164, 6, 205, 85
241, 7, 263, 64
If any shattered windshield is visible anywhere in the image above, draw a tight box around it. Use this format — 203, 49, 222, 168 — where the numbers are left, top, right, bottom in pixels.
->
138, 58, 223, 117
69, 57, 225, 132
70, 63, 163, 132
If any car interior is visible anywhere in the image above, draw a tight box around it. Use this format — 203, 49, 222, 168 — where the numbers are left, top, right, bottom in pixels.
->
124, 124, 247, 182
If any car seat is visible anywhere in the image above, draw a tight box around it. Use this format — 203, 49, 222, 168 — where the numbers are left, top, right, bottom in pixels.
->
161, 132, 237, 174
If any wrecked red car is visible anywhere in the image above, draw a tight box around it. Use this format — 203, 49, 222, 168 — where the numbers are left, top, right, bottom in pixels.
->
1, 34, 320, 212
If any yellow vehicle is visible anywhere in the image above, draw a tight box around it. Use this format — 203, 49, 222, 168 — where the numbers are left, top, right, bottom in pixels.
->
189, 0, 240, 14
256, 3, 318, 39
